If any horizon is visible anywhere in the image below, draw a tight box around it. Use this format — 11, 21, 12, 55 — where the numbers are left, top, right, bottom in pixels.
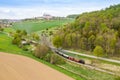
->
0, 0, 120, 19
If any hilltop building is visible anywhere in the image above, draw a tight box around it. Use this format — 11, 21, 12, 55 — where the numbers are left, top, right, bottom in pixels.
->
43, 14, 53, 20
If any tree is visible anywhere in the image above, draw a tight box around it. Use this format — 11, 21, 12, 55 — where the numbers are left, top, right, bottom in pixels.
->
115, 40, 120, 54
16, 29, 21, 33
93, 46, 104, 57
95, 35, 105, 48
0, 26, 4, 32
50, 54, 65, 64
22, 30, 27, 36
65, 33, 72, 48
88, 35, 96, 51
100, 23, 108, 32
71, 33, 77, 48
31, 33, 40, 41
44, 52, 52, 62
12, 30, 28, 46
52, 4, 120, 56
79, 37, 87, 50
49, 31, 53, 36
102, 29, 117, 55
53, 36, 63, 48
115, 77, 120, 80
12, 37, 21, 46
34, 44, 50, 59
82, 22, 90, 38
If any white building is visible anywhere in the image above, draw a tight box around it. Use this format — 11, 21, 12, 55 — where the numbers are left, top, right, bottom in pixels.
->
43, 14, 53, 20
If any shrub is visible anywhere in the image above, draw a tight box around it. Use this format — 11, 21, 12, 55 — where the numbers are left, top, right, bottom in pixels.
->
0, 28, 4, 32
22, 46, 28, 51
34, 44, 66, 65
115, 77, 120, 80
50, 54, 66, 65
34, 44, 50, 59
93, 46, 104, 57
44, 52, 52, 62
12, 37, 21, 46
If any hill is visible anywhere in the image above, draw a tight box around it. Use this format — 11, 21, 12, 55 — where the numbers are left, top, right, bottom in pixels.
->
12, 19, 73, 33
53, 4, 120, 57
67, 14, 79, 19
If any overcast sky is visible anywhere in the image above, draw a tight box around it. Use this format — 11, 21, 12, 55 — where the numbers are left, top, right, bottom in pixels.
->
0, 0, 120, 19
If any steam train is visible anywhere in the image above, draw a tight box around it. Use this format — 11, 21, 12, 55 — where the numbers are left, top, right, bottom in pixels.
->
55, 50, 85, 64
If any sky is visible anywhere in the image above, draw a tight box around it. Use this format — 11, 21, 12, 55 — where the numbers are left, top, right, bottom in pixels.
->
0, 0, 120, 19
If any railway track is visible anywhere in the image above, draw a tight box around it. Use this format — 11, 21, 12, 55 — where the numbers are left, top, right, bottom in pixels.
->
43, 36, 120, 76
52, 49, 119, 76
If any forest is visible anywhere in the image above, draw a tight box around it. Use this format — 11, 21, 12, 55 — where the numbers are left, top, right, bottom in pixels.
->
53, 4, 120, 57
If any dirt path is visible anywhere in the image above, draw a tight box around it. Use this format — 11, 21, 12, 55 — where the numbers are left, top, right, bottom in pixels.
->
0, 52, 74, 80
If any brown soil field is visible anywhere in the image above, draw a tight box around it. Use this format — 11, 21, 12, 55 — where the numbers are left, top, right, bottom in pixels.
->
0, 52, 74, 80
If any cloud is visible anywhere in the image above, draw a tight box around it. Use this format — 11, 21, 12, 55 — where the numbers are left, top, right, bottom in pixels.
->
0, 5, 103, 19
0, 0, 120, 19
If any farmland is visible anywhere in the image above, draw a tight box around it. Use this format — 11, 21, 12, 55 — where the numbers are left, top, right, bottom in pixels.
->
12, 19, 73, 33
0, 32, 84, 80
0, 52, 74, 80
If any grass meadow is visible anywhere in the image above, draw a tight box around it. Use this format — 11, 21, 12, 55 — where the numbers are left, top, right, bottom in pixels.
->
12, 19, 73, 33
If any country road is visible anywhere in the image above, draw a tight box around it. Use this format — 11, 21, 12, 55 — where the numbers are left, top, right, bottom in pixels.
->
63, 50, 120, 64
0, 52, 74, 80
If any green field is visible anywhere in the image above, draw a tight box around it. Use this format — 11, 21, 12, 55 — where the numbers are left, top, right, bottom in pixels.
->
12, 19, 73, 33
4, 28, 15, 33
0, 32, 24, 53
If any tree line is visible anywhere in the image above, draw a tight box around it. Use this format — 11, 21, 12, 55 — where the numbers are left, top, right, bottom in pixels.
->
53, 4, 120, 57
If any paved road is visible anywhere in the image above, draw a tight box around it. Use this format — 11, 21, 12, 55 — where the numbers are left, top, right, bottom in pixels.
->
63, 50, 120, 64
0, 52, 74, 80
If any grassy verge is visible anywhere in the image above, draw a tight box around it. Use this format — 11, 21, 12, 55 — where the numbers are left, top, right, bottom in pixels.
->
60, 62, 116, 80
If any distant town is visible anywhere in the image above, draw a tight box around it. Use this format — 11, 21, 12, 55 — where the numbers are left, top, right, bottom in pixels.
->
0, 13, 76, 28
